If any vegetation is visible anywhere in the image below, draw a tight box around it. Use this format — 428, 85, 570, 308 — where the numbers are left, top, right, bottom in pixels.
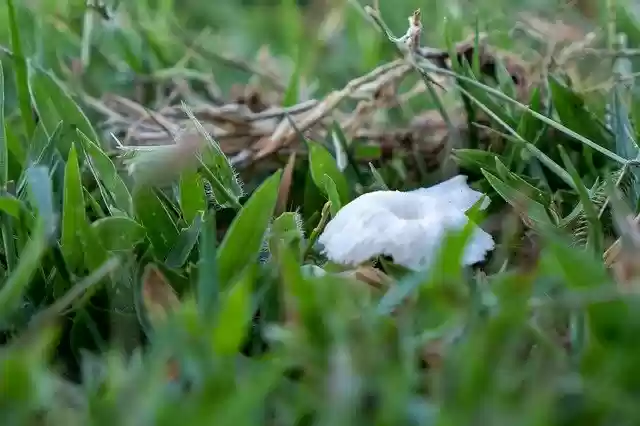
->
2, 0, 640, 424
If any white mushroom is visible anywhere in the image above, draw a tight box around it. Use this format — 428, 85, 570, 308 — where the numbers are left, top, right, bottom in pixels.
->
317, 175, 495, 271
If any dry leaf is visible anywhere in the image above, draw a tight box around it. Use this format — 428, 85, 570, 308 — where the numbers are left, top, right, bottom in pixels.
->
421, 338, 445, 371
166, 357, 181, 382
142, 264, 181, 328
349, 265, 394, 290
518, 13, 587, 45
89, 29, 536, 177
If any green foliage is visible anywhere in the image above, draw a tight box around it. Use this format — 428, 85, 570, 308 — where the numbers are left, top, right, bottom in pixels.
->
308, 141, 350, 214
3, 0, 640, 425
216, 169, 281, 288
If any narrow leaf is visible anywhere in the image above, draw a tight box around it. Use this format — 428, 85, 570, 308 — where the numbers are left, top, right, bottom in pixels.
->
61, 143, 86, 271
217, 170, 281, 288
7, 0, 36, 137
309, 141, 350, 204
142, 264, 181, 329
77, 129, 133, 216
212, 265, 254, 355
197, 208, 219, 317
165, 211, 204, 269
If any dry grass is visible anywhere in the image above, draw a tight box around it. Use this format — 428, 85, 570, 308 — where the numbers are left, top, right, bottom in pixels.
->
79, 8, 608, 186
79, 26, 546, 164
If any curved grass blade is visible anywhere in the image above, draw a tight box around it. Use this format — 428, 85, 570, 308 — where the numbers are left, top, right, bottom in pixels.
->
558, 145, 604, 254
308, 141, 350, 205
77, 129, 133, 216
416, 60, 629, 165
134, 187, 180, 260
165, 211, 204, 269
183, 103, 243, 204
28, 63, 99, 151
482, 169, 553, 229
456, 84, 576, 189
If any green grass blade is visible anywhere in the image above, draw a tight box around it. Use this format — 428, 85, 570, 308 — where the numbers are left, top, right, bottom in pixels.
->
179, 169, 206, 224
482, 169, 553, 229
558, 145, 604, 254
308, 141, 350, 206
217, 170, 281, 289
0, 219, 48, 321
0, 63, 15, 275
211, 264, 254, 355
77, 129, 133, 216
197, 208, 219, 318
418, 61, 629, 165
6, 0, 36, 138
0, 165, 55, 320
183, 102, 243, 202
0, 62, 7, 189
24, 165, 55, 234
28, 65, 100, 153
165, 211, 204, 269
61, 143, 86, 272
455, 84, 576, 189
134, 187, 180, 261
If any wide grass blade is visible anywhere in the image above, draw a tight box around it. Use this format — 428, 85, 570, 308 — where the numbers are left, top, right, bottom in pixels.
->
216, 170, 281, 289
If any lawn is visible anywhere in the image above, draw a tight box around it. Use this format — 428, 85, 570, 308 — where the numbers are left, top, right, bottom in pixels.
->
1, 0, 640, 424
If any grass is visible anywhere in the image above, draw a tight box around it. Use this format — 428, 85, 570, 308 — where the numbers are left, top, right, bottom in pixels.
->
2, 0, 640, 424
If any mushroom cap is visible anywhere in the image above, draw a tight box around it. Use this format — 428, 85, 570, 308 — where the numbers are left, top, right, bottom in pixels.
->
317, 175, 494, 271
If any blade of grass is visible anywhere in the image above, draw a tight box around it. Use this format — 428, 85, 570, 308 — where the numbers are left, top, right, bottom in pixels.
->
198, 208, 219, 318
456, 84, 576, 189
77, 129, 133, 216
558, 145, 604, 254
0, 165, 55, 320
217, 170, 281, 288
0, 64, 16, 275
60, 144, 87, 273
331, 121, 366, 185
6, 0, 36, 138
0, 219, 49, 321
0, 62, 7, 189
369, 163, 389, 190
165, 211, 204, 269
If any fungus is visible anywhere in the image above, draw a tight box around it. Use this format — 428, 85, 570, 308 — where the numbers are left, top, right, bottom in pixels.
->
318, 175, 494, 271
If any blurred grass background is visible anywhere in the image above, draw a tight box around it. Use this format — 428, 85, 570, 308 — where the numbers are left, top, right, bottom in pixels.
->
0, 0, 606, 106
